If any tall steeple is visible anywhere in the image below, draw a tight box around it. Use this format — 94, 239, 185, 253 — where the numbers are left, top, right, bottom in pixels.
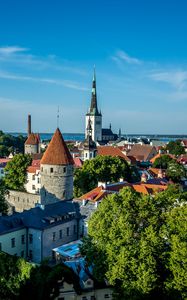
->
85, 68, 102, 142
89, 67, 100, 116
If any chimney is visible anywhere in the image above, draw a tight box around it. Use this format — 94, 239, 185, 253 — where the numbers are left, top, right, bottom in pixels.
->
28, 114, 31, 136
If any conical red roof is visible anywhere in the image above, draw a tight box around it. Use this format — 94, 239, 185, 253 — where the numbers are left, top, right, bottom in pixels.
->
25, 133, 38, 145
40, 128, 74, 165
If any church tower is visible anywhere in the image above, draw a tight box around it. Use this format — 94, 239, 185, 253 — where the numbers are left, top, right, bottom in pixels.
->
40, 128, 74, 204
81, 118, 97, 161
85, 69, 102, 142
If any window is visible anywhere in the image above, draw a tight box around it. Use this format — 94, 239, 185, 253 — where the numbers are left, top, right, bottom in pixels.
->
29, 250, 33, 260
21, 235, 25, 244
91, 296, 96, 300
29, 234, 33, 244
11, 238, 15, 248
32, 175, 35, 180
63, 167, 66, 173
37, 178, 40, 183
41, 167, 43, 172
52, 232, 56, 241
59, 229, 62, 239
104, 295, 110, 298
50, 168, 53, 173
66, 227, 69, 236
21, 250, 24, 257
32, 185, 36, 190
74, 225, 77, 234
0, 242, 2, 251
82, 297, 87, 300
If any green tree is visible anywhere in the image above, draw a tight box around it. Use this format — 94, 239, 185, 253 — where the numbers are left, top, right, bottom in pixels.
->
166, 161, 186, 183
153, 154, 174, 169
19, 262, 81, 299
0, 130, 26, 156
0, 145, 9, 157
74, 155, 131, 197
0, 179, 8, 214
166, 140, 185, 156
82, 185, 187, 299
164, 205, 187, 299
0, 252, 32, 299
4, 154, 32, 191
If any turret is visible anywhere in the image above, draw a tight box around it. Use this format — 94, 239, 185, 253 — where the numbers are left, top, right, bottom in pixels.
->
25, 133, 40, 155
40, 128, 74, 204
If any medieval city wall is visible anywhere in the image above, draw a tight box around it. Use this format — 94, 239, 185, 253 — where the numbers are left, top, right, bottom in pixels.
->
7, 190, 40, 212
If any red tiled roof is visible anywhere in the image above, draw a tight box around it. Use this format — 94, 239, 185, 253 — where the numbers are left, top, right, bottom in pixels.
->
150, 153, 176, 164
27, 166, 40, 173
41, 128, 74, 165
0, 158, 10, 163
128, 144, 157, 161
97, 146, 131, 162
181, 140, 187, 147
25, 133, 39, 145
31, 159, 41, 167
73, 157, 83, 168
78, 180, 168, 202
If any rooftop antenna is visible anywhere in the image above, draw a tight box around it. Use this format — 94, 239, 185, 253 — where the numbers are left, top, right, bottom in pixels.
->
57, 106, 60, 128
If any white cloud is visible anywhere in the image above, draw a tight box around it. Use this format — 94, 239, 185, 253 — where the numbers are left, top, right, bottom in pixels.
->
0, 46, 28, 55
112, 50, 142, 65
0, 45, 86, 75
148, 70, 187, 90
0, 71, 89, 91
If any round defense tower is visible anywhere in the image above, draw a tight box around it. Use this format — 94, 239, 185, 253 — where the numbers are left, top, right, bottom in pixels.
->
25, 133, 39, 155
40, 128, 74, 202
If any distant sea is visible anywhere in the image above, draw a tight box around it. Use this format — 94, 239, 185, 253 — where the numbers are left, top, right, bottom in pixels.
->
8, 132, 85, 142
7, 132, 187, 142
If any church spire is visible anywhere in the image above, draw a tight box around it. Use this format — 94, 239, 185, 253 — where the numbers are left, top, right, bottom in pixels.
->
89, 67, 100, 115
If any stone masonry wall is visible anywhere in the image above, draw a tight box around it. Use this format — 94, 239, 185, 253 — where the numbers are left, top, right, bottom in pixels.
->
7, 190, 40, 212
40, 164, 73, 202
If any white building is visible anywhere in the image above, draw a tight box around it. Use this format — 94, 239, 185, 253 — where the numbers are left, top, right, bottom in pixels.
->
25, 166, 41, 194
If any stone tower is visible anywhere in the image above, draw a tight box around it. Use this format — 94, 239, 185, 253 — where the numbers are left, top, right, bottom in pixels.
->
81, 118, 97, 161
25, 133, 40, 155
40, 128, 74, 204
85, 68, 102, 142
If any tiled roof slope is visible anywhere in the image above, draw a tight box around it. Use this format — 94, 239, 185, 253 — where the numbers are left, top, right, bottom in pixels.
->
97, 146, 131, 163
150, 153, 176, 164
25, 133, 39, 145
128, 144, 157, 161
41, 128, 74, 165
78, 180, 168, 202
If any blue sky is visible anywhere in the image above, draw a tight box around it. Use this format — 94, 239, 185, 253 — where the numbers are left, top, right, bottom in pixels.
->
0, 0, 187, 134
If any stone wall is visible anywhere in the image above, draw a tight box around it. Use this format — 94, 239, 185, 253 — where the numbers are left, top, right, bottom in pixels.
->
40, 164, 73, 202
7, 190, 40, 212
25, 144, 38, 155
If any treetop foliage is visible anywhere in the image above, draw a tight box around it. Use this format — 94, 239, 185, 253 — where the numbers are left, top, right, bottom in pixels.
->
4, 153, 32, 191
0, 130, 26, 157
0, 179, 8, 214
166, 140, 185, 156
74, 155, 132, 197
82, 185, 187, 299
